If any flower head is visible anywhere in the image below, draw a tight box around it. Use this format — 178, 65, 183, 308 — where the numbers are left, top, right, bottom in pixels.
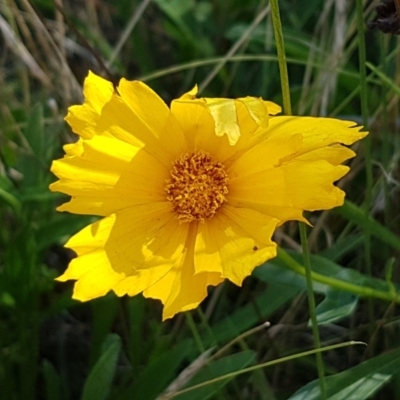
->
50, 72, 367, 320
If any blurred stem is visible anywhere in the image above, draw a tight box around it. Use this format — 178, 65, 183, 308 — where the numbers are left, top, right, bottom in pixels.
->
269, 0, 291, 115
355, 0, 373, 336
380, 34, 390, 258
299, 224, 326, 398
270, 0, 325, 397
185, 313, 205, 353
355, 0, 372, 261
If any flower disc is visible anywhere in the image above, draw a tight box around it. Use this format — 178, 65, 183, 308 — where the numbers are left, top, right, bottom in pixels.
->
165, 151, 229, 223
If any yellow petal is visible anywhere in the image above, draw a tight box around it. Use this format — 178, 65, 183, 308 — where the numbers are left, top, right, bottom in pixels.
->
112, 264, 173, 297
293, 144, 356, 166
229, 160, 349, 223
66, 203, 187, 267
194, 205, 278, 285
268, 116, 367, 161
66, 73, 187, 167
200, 96, 276, 146
83, 71, 115, 115
103, 206, 189, 271
171, 96, 275, 164
161, 271, 223, 321
228, 133, 303, 177
50, 135, 168, 216
217, 100, 272, 166
97, 95, 184, 166
178, 85, 198, 99
65, 252, 173, 301
145, 267, 223, 320
171, 97, 230, 158
201, 97, 282, 164
203, 98, 241, 145
117, 79, 186, 155
237, 97, 269, 128
143, 224, 223, 320
65, 71, 114, 139
63, 139, 84, 156
117, 79, 170, 132
57, 204, 190, 301
59, 251, 124, 300
264, 101, 282, 115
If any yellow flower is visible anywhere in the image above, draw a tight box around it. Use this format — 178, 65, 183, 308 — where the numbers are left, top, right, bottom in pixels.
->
50, 71, 367, 320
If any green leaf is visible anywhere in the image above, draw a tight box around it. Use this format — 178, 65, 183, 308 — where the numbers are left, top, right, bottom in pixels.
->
36, 214, 94, 251
274, 249, 400, 305
18, 186, 57, 203
81, 334, 121, 400
313, 290, 358, 326
210, 281, 301, 345
42, 360, 62, 400
127, 279, 299, 400
255, 262, 359, 325
19, 104, 45, 188
319, 234, 363, 262
366, 62, 400, 97
288, 347, 400, 399
0, 187, 21, 215
174, 350, 256, 400
89, 296, 119, 367
120, 340, 193, 400
153, 0, 195, 37
24, 104, 44, 158
254, 262, 328, 294
335, 201, 400, 252
0, 174, 21, 215
154, 0, 195, 18
256, 250, 400, 324
0, 291, 16, 308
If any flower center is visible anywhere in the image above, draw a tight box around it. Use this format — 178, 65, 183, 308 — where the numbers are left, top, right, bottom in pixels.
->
165, 151, 229, 223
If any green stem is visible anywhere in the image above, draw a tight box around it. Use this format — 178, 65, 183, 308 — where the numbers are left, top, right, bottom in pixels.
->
269, 0, 291, 115
278, 248, 400, 303
299, 224, 327, 396
185, 313, 205, 353
355, 2, 372, 263
355, 0, 374, 337
380, 36, 390, 255
269, 0, 325, 397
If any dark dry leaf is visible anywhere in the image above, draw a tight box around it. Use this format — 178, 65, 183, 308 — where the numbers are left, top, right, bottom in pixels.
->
368, 0, 400, 35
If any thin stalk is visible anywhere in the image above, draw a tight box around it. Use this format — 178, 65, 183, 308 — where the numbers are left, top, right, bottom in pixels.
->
355, 0, 372, 258
185, 313, 205, 353
269, 0, 291, 115
355, 0, 373, 337
269, 0, 326, 397
380, 35, 390, 260
299, 224, 326, 395
166, 341, 365, 398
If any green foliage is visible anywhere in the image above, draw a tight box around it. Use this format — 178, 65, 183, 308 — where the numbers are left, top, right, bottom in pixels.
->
81, 334, 122, 400
173, 351, 257, 400
1, 0, 400, 399
289, 347, 400, 399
